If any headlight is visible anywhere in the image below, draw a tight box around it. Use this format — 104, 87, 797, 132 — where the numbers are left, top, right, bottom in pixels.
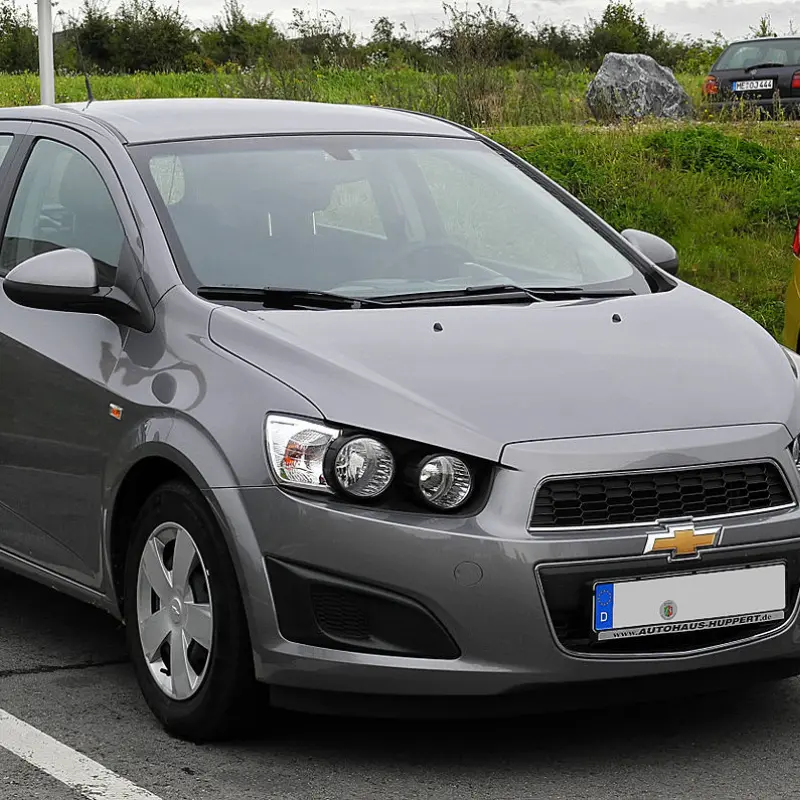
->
416, 454, 473, 510
266, 416, 394, 498
329, 436, 395, 498
266, 414, 481, 511
266, 415, 340, 491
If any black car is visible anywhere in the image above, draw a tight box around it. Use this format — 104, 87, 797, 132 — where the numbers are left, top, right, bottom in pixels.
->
703, 36, 800, 116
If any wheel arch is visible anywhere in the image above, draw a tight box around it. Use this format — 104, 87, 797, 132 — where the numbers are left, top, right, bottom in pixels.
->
108, 453, 198, 613
103, 417, 257, 617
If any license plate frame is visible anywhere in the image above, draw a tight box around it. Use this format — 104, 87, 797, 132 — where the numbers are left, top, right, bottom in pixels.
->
592, 561, 787, 642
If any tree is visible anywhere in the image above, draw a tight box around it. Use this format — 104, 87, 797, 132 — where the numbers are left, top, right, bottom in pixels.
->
111, 0, 195, 72
288, 8, 357, 67
68, 0, 115, 72
0, 0, 37, 73
370, 15, 394, 47
582, 1, 651, 65
198, 0, 281, 67
750, 14, 777, 38
581, 1, 691, 69
432, 3, 530, 66
529, 22, 583, 65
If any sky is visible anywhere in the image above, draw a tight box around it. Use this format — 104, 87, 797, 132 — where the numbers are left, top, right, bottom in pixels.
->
40, 0, 800, 43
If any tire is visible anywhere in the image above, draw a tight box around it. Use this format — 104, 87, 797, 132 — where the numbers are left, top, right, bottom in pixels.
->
123, 480, 256, 742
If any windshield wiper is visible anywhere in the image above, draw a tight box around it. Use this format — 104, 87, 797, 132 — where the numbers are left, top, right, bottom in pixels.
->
197, 286, 387, 309
744, 62, 785, 72
371, 285, 637, 306
198, 283, 636, 310
370, 284, 544, 306
522, 287, 637, 299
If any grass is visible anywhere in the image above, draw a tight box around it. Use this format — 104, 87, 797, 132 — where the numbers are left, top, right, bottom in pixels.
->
0, 66, 706, 126
0, 68, 794, 338
488, 123, 800, 337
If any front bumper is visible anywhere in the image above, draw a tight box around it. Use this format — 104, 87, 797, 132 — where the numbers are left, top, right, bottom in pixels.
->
208, 422, 800, 706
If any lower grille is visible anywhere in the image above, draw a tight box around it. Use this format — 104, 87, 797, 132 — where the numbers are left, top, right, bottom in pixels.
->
538, 542, 800, 655
310, 585, 371, 641
530, 461, 793, 529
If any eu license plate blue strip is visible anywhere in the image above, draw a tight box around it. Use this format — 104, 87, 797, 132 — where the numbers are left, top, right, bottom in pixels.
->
594, 583, 614, 630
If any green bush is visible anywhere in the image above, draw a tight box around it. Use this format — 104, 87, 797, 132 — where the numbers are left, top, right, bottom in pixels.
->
0, 0, 36, 72
643, 126, 776, 177
196, 0, 281, 68
60, 0, 194, 73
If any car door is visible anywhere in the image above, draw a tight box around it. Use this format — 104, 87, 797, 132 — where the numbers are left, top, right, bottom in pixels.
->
0, 123, 144, 589
0, 122, 73, 575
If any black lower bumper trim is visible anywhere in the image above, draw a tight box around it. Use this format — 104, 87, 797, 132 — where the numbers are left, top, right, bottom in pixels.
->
266, 556, 460, 659
269, 656, 800, 718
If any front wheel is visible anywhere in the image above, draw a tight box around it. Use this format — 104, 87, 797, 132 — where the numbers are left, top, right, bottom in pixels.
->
123, 481, 256, 741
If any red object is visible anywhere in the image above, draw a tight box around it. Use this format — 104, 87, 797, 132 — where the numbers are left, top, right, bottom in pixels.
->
792, 71, 800, 91
793, 218, 800, 258
703, 75, 719, 96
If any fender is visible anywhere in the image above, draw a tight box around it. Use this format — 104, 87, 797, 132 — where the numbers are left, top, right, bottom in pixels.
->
100, 412, 282, 646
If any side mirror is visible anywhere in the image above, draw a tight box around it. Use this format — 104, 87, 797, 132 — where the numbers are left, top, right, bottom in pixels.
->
621, 229, 679, 276
3, 248, 152, 330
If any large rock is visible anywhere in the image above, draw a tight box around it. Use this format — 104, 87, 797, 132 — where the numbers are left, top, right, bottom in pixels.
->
586, 52, 693, 122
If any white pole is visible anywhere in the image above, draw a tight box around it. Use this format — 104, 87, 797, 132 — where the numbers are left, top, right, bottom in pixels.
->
37, 0, 55, 105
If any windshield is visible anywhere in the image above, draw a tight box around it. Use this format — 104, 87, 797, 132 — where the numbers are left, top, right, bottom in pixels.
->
714, 38, 800, 70
131, 135, 650, 299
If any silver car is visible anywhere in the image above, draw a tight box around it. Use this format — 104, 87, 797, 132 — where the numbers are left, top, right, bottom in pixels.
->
0, 97, 798, 742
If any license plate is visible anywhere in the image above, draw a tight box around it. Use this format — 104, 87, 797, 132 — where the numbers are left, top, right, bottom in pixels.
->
593, 562, 786, 641
732, 79, 774, 92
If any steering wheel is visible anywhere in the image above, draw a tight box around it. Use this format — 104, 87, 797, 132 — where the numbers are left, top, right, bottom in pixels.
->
387, 240, 476, 280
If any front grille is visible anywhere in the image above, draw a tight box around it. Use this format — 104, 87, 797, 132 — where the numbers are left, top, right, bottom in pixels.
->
538, 542, 800, 655
530, 461, 793, 529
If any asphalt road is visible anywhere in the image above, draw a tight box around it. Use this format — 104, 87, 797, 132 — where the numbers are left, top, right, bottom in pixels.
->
1, 570, 800, 800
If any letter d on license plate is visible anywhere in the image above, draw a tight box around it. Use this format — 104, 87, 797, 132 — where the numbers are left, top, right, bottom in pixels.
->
593, 562, 786, 641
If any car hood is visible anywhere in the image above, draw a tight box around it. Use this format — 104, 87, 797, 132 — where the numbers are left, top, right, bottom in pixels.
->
208, 284, 799, 462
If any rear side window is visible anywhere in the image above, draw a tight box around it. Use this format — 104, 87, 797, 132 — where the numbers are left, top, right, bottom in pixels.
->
0, 139, 125, 282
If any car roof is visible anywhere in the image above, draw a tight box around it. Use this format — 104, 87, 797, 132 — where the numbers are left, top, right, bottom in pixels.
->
0, 98, 474, 145
727, 35, 800, 45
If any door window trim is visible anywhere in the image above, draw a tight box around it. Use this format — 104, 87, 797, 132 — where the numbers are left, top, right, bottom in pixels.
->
0, 123, 34, 250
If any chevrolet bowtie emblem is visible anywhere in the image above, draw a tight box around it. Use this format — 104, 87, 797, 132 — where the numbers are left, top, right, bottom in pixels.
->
643, 521, 722, 559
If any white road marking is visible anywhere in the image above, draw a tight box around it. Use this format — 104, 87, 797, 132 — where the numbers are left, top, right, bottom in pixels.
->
0, 708, 163, 800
